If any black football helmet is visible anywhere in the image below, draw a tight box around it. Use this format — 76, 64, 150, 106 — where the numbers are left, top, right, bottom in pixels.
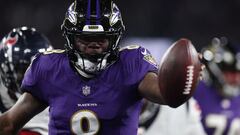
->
202, 37, 240, 97
0, 26, 52, 100
61, 0, 125, 78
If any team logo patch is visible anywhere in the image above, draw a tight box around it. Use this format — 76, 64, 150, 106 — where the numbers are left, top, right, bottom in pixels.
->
143, 54, 158, 68
141, 48, 158, 68
82, 85, 91, 96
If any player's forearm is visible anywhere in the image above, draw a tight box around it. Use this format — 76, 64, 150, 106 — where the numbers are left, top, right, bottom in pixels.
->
0, 112, 19, 135
0, 93, 46, 135
138, 72, 166, 105
139, 83, 165, 105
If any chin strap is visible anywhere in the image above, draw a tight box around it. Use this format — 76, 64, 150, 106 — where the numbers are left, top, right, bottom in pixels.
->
73, 66, 95, 78
73, 52, 111, 78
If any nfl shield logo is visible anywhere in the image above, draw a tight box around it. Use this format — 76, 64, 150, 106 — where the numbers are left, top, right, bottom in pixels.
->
82, 86, 91, 96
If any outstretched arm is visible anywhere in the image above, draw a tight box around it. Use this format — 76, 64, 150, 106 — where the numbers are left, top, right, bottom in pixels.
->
138, 72, 166, 105
0, 92, 47, 135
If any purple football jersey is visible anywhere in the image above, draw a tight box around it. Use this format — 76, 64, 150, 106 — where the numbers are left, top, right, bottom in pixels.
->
21, 46, 158, 135
194, 81, 240, 135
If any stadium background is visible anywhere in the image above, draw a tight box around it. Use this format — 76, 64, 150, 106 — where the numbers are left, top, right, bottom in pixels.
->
0, 0, 240, 51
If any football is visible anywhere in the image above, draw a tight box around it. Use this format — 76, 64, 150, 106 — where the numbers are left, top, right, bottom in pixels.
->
158, 38, 201, 108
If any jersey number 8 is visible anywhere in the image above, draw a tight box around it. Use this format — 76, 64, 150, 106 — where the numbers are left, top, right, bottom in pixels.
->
71, 110, 100, 135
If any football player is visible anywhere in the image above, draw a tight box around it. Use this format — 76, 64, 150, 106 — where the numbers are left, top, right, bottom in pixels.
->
194, 37, 240, 135
0, 0, 203, 135
0, 26, 52, 135
138, 98, 207, 135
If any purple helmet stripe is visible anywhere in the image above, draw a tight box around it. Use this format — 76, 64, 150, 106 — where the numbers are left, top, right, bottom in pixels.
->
86, 0, 91, 25
96, 0, 101, 25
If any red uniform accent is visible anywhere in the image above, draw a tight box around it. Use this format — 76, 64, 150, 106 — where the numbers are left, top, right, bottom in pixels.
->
18, 130, 41, 135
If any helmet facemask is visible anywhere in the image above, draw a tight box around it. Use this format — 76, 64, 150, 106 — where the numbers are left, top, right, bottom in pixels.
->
0, 59, 29, 100
72, 35, 115, 77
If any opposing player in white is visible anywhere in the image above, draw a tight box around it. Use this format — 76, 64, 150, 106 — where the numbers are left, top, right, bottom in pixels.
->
0, 27, 52, 135
138, 98, 206, 135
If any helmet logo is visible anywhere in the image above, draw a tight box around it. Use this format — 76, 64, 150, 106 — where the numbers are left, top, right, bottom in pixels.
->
66, 11, 78, 26
5, 34, 19, 46
109, 4, 121, 27
110, 13, 120, 27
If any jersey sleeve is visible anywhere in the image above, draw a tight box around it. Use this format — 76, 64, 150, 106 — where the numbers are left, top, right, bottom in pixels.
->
20, 53, 48, 104
138, 46, 158, 74
120, 45, 158, 84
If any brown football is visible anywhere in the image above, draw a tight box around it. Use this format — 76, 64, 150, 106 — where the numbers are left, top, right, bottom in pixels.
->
158, 38, 201, 108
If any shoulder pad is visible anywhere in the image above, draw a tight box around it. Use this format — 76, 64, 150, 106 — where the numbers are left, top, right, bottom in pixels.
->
43, 49, 65, 55
119, 45, 140, 52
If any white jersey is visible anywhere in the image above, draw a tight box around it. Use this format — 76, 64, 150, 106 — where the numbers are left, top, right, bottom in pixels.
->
142, 98, 206, 135
0, 79, 49, 135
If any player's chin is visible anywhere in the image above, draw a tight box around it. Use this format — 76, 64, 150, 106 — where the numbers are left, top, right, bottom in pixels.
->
85, 49, 103, 55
